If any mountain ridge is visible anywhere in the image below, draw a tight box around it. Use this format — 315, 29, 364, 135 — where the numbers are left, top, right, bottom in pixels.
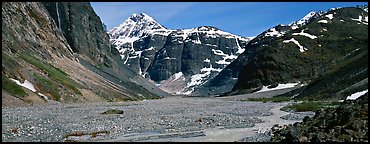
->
108, 13, 252, 95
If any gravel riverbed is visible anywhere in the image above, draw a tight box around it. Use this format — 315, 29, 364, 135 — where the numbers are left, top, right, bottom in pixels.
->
2, 93, 313, 142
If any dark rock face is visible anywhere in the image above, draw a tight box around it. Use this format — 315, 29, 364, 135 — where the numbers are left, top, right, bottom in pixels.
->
271, 93, 368, 142
230, 7, 368, 98
42, 2, 113, 67
142, 29, 248, 82
109, 17, 252, 94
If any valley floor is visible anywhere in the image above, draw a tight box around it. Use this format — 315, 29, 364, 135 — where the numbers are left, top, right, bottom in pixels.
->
2, 90, 314, 142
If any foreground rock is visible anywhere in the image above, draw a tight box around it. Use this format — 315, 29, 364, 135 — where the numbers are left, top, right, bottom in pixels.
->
101, 109, 124, 115
271, 93, 368, 142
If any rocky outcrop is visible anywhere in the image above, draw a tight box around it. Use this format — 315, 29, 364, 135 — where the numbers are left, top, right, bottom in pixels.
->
271, 93, 368, 142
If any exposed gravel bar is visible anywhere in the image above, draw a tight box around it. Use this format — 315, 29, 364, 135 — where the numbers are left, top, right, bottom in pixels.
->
2, 92, 313, 142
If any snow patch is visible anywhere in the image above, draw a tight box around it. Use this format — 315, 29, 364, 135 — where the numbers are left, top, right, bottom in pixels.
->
291, 25, 299, 30
235, 38, 245, 54
351, 15, 368, 25
186, 64, 222, 92
283, 38, 308, 53
171, 72, 184, 82
164, 57, 176, 60
212, 49, 238, 65
351, 15, 363, 22
325, 14, 334, 20
206, 44, 217, 47
10, 78, 36, 92
255, 83, 300, 93
346, 89, 368, 100
318, 20, 328, 24
204, 58, 210, 63
289, 11, 318, 29
192, 38, 202, 44
212, 49, 225, 56
145, 46, 155, 51
38, 93, 50, 101
264, 28, 285, 37
292, 29, 317, 39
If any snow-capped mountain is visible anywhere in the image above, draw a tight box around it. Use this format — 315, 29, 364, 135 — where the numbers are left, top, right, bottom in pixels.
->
228, 6, 368, 101
108, 13, 252, 95
109, 13, 171, 46
195, 6, 368, 96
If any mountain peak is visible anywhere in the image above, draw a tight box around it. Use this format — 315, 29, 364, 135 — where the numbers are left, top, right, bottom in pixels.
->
129, 12, 156, 23
289, 11, 322, 29
108, 13, 167, 42
196, 26, 219, 31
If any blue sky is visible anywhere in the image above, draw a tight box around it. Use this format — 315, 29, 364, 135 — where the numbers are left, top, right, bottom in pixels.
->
91, 2, 367, 37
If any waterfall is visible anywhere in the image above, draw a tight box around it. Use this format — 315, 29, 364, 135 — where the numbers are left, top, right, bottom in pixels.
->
56, 2, 61, 29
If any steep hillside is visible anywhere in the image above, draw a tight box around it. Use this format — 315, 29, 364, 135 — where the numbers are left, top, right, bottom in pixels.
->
108, 13, 252, 95
289, 50, 367, 101
229, 6, 368, 100
195, 11, 321, 96
41, 2, 169, 98
2, 2, 166, 106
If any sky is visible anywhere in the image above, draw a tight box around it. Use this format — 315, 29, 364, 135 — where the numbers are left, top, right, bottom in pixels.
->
91, 2, 367, 37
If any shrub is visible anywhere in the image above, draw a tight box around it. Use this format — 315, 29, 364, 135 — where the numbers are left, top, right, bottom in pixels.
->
242, 96, 291, 102
281, 101, 341, 112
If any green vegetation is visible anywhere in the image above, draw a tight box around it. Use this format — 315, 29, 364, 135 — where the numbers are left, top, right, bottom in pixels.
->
2, 52, 19, 71
241, 96, 291, 103
141, 95, 161, 100
33, 74, 61, 101
2, 52, 21, 77
19, 53, 81, 95
2, 75, 27, 98
296, 51, 368, 101
281, 101, 342, 112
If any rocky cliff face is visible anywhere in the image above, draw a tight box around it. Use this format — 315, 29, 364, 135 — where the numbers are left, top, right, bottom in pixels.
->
2, 2, 166, 106
109, 13, 252, 95
229, 6, 368, 100
41, 2, 113, 67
